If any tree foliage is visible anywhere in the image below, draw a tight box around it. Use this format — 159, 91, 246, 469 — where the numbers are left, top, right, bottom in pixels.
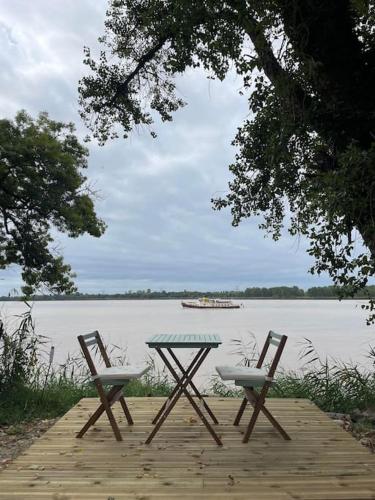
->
79, 0, 375, 321
0, 111, 106, 295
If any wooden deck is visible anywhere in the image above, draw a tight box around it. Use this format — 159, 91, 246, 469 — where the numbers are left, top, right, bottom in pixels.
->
1, 397, 375, 499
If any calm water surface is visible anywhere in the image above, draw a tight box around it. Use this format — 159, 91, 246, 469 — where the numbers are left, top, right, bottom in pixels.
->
1, 300, 374, 385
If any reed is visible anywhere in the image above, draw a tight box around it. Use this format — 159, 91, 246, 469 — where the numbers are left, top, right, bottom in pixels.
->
211, 336, 375, 414
0, 307, 172, 424
2, 308, 375, 424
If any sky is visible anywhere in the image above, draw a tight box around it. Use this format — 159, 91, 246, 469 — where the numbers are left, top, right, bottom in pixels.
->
0, 0, 335, 294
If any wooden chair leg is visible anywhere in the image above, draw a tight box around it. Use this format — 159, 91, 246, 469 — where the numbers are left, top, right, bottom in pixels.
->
242, 387, 267, 443
258, 402, 291, 440
96, 382, 123, 441
103, 402, 122, 441
77, 403, 106, 438
76, 385, 120, 438
245, 387, 291, 441
77, 384, 134, 441
234, 397, 247, 425
243, 400, 262, 443
119, 396, 134, 425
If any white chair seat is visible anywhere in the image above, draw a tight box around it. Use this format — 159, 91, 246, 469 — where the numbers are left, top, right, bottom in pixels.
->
216, 365, 271, 387
92, 364, 149, 381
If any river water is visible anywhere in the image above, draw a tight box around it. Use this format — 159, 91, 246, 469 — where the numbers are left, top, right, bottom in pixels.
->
1, 299, 374, 385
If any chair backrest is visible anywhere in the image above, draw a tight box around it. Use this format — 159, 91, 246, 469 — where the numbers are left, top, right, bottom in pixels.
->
77, 331, 112, 377
256, 330, 287, 379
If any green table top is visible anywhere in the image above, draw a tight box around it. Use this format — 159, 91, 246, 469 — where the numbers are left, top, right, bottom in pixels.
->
146, 334, 222, 349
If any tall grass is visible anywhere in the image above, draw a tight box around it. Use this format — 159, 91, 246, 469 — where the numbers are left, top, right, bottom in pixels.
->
271, 339, 375, 412
211, 335, 375, 414
0, 306, 173, 424
0, 304, 41, 391
3, 305, 375, 424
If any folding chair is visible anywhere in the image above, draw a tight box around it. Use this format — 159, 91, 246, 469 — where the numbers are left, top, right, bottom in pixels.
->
216, 331, 291, 443
77, 331, 149, 441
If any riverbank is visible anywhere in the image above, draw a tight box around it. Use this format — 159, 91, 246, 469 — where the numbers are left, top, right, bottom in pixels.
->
2, 303, 375, 469
1, 284, 374, 301
0, 418, 57, 469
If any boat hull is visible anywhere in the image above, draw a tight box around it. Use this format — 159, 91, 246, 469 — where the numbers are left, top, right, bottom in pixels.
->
181, 301, 240, 309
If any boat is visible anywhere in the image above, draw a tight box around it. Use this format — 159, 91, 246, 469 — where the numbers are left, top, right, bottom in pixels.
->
181, 297, 241, 309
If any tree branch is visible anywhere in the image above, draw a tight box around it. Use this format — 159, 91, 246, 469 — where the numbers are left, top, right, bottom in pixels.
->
107, 35, 169, 107
229, 0, 312, 124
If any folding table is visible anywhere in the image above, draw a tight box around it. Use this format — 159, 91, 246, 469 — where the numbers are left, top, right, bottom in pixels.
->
145, 334, 222, 446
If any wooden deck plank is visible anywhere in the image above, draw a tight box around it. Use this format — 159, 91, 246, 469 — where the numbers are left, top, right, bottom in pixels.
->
1, 397, 375, 499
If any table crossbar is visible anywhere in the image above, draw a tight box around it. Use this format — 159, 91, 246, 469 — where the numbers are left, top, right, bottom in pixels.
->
167, 348, 219, 425
145, 346, 222, 446
151, 348, 205, 425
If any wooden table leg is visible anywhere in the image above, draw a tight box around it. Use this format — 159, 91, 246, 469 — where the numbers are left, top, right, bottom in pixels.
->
151, 349, 205, 424
168, 348, 219, 424
146, 348, 222, 446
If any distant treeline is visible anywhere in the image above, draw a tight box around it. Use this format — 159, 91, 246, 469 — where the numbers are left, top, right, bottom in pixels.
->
1, 285, 374, 301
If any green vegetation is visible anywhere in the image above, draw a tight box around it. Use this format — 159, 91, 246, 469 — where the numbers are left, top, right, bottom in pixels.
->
2, 307, 375, 427
1, 380, 95, 424
211, 338, 375, 415
0, 307, 172, 425
213, 369, 375, 415
79, 1, 375, 321
0, 110, 105, 296
1, 285, 375, 301
0, 377, 173, 425
272, 369, 375, 414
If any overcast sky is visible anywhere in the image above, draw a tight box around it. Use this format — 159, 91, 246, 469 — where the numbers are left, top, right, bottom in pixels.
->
0, 0, 335, 294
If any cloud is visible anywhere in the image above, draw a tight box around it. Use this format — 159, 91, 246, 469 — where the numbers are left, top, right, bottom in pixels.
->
0, 1, 332, 295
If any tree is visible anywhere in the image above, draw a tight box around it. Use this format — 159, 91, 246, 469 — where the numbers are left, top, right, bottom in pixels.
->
0, 111, 106, 295
79, 0, 375, 321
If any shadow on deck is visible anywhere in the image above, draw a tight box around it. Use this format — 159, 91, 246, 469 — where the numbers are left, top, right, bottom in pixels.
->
1, 397, 375, 499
